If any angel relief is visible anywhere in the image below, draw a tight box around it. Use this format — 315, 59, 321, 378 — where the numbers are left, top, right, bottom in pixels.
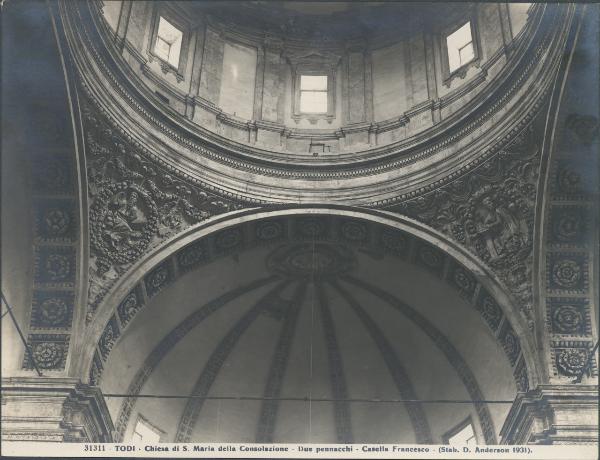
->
90, 182, 159, 272
105, 189, 148, 251
464, 186, 530, 267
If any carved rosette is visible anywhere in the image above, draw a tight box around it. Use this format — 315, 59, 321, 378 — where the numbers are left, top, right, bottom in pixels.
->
552, 305, 583, 334
556, 348, 588, 377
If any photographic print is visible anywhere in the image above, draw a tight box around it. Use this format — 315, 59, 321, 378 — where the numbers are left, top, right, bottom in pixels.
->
1, 1, 598, 459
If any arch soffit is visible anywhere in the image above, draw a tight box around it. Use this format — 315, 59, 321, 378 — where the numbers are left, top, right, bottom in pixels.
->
76, 207, 543, 389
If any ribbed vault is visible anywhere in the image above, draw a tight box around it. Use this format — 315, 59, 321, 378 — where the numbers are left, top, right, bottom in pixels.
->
93, 214, 525, 444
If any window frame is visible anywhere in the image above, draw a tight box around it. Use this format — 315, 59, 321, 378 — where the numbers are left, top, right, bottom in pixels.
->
440, 13, 481, 86
148, 7, 190, 82
442, 416, 478, 445
299, 75, 329, 115
131, 414, 166, 443
291, 66, 336, 124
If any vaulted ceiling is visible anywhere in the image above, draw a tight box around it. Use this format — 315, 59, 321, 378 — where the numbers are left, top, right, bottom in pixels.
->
98, 218, 518, 443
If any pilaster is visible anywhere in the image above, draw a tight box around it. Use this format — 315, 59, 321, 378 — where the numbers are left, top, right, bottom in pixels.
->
1, 377, 114, 442
500, 385, 599, 445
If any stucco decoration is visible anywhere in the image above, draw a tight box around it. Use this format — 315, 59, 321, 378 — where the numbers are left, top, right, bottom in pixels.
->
392, 124, 539, 325
541, 110, 597, 382
83, 104, 246, 320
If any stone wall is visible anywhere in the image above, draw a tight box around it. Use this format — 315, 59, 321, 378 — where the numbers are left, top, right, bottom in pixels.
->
104, 2, 532, 155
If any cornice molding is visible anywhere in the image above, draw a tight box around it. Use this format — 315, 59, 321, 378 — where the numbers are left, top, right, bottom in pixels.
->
58, 1, 573, 205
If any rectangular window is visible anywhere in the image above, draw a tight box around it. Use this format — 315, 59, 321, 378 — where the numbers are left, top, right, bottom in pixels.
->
154, 17, 183, 68
446, 22, 475, 73
132, 417, 162, 444
447, 420, 477, 445
299, 75, 328, 114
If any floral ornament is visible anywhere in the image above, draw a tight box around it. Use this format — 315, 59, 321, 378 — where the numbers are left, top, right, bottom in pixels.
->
178, 244, 207, 268
39, 160, 69, 191
256, 221, 283, 241
380, 229, 408, 254
341, 221, 367, 242
147, 266, 169, 290
33, 342, 64, 369
553, 212, 583, 242
298, 218, 326, 238
556, 348, 588, 376
557, 167, 582, 194
552, 259, 582, 289
501, 329, 520, 364
418, 247, 443, 269
99, 321, 120, 360
43, 209, 70, 236
118, 291, 140, 325
453, 267, 475, 293
215, 229, 242, 250
267, 244, 355, 279
45, 254, 71, 281
479, 296, 503, 330
552, 305, 583, 334
39, 298, 69, 326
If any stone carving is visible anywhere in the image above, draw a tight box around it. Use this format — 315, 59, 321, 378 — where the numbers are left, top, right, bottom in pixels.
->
379, 228, 409, 256
32, 156, 72, 194
214, 228, 243, 253
89, 352, 104, 386
23, 335, 69, 370
31, 291, 74, 329
476, 293, 504, 332
340, 220, 368, 243
35, 247, 76, 285
176, 241, 208, 271
416, 244, 445, 274
256, 220, 285, 242
83, 104, 244, 318
565, 114, 600, 146
267, 243, 356, 279
551, 207, 587, 243
295, 217, 328, 239
33, 343, 65, 369
552, 305, 583, 335
39, 298, 69, 326
451, 265, 476, 296
393, 127, 539, 320
144, 262, 173, 298
499, 323, 521, 366
117, 288, 143, 327
555, 162, 590, 196
549, 298, 588, 336
513, 358, 529, 392
90, 182, 159, 271
556, 348, 588, 377
98, 316, 120, 361
550, 259, 582, 289
46, 254, 71, 281
42, 208, 71, 237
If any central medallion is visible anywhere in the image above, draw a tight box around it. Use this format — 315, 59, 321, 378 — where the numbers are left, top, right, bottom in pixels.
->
267, 243, 356, 279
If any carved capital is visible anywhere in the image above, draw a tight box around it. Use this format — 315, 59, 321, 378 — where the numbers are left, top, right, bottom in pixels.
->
1, 377, 114, 442
500, 385, 599, 445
